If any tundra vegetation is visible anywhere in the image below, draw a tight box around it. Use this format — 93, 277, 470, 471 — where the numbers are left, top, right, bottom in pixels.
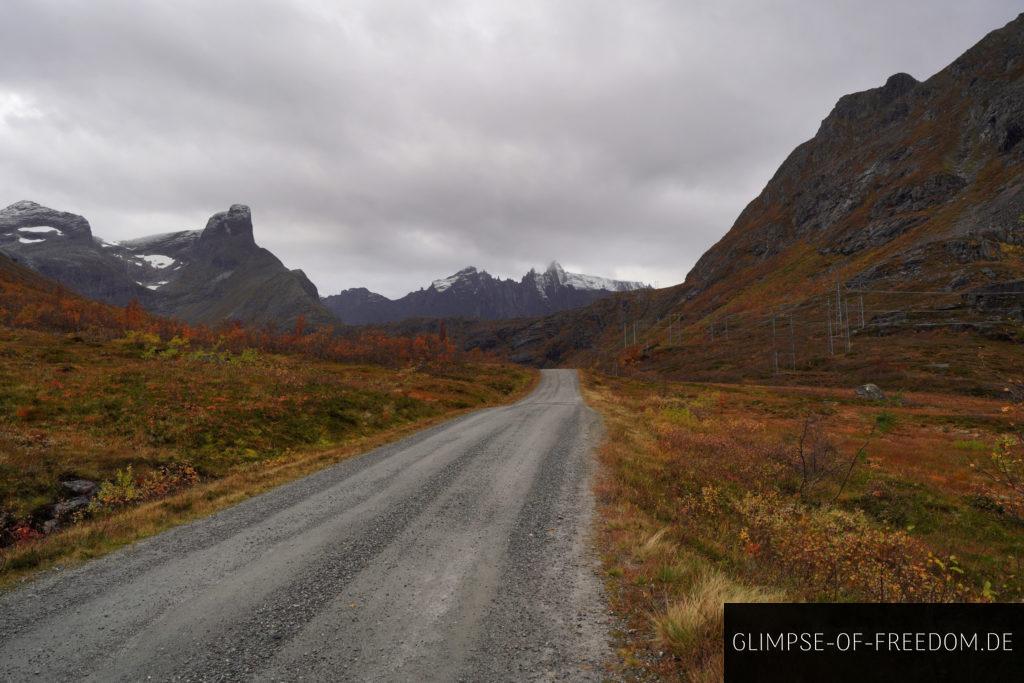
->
0, 260, 535, 587
582, 372, 1024, 681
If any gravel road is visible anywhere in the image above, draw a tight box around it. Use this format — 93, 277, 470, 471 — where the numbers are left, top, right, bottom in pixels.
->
0, 369, 612, 681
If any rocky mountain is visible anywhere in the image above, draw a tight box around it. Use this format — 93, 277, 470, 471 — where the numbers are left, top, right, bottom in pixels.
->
0, 200, 148, 306
680, 13, 1024, 313
460, 14, 1024, 386
0, 202, 333, 327
322, 261, 647, 324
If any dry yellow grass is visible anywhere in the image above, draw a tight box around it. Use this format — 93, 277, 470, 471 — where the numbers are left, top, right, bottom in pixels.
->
653, 572, 782, 678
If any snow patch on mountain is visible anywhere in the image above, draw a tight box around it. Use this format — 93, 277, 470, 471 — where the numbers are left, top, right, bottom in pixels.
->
564, 271, 644, 292
536, 261, 647, 292
432, 266, 479, 292
18, 226, 63, 236
136, 254, 175, 269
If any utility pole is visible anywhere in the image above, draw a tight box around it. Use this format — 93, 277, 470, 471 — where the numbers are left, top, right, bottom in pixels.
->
771, 314, 778, 374
835, 280, 843, 351
789, 314, 796, 370
827, 298, 834, 356
844, 295, 852, 352
623, 322, 627, 349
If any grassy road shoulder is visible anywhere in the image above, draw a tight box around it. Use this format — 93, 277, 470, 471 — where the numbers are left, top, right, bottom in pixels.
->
581, 371, 1024, 681
0, 327, 537, 589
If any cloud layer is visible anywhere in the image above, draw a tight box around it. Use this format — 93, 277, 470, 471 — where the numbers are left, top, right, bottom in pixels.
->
1, 0, 1019, 297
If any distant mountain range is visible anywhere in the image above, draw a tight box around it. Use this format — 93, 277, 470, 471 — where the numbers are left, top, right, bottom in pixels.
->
0, 201, 644, 328
322, 262, 648, 324
0, 201, 333, 327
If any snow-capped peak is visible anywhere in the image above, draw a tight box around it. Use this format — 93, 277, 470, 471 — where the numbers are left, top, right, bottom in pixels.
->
536, 261, 647, 292
431, 266, 479, 292
545, 261, 568, 285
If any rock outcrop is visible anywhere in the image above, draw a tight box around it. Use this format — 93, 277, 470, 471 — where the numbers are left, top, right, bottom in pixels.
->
0, 202, 334, 327
0, 201, 150, 305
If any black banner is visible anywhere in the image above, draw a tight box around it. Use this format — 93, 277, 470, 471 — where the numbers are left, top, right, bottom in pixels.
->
724, 603, 1024, 681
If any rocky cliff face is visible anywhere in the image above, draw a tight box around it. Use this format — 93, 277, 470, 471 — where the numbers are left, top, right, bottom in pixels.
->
322, 261, 647, 325
0, 202, 334, 327
150, 204, 334, 327
683, 13, 1024, 312
0, 200, 94, 241
0, 201, 150, 305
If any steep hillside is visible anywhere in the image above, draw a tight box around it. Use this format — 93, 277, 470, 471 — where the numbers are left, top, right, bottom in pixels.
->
323, 261, 647, 324
0, 202, 333, 328
682, 14, 1024, 313
0, 250, 148, 334
465, 14, 1024, 394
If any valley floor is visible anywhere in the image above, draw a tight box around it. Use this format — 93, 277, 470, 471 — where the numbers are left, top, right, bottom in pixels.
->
0, 369, 611, 681
0, 326, 535, 587
581, 372, 1024, 681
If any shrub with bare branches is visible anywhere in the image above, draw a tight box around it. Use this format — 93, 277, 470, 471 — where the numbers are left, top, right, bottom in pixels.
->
768, 416, 874, 503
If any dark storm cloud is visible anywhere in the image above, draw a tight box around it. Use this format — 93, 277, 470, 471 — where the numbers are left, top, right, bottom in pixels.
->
0, 0, 1020, 296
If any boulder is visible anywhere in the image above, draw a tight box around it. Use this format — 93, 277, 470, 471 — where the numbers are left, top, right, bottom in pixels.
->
855, 383, 886, 401
52, 496, 91, 518
61, 479, 97, 497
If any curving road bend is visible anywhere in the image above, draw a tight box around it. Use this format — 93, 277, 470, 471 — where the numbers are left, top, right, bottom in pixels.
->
0, 369, 611, 681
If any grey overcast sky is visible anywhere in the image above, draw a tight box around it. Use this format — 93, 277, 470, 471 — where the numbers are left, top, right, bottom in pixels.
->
0, 1, 1020, 297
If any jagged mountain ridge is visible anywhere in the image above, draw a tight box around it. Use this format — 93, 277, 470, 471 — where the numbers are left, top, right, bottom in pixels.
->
322, 261, 647, 325
0, 201, 333, 327
459, 13, 1024, 376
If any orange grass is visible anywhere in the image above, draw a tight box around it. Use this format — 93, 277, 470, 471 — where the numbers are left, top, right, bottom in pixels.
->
0, 325, 537, 588
582, 371, 1024, 681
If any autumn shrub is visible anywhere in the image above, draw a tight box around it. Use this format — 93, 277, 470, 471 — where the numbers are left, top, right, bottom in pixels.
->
91, 466, 140, 508
90, 463, 200, 511
660, 405, 701, 430
735, 491, 976, 602
114, 330, 162, 356
971, 432, 1024, 518
767, 418, 859, 502
138, 463, 200, 499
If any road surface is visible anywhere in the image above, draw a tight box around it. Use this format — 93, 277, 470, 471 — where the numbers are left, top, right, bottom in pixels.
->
0, 369, 611, 681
